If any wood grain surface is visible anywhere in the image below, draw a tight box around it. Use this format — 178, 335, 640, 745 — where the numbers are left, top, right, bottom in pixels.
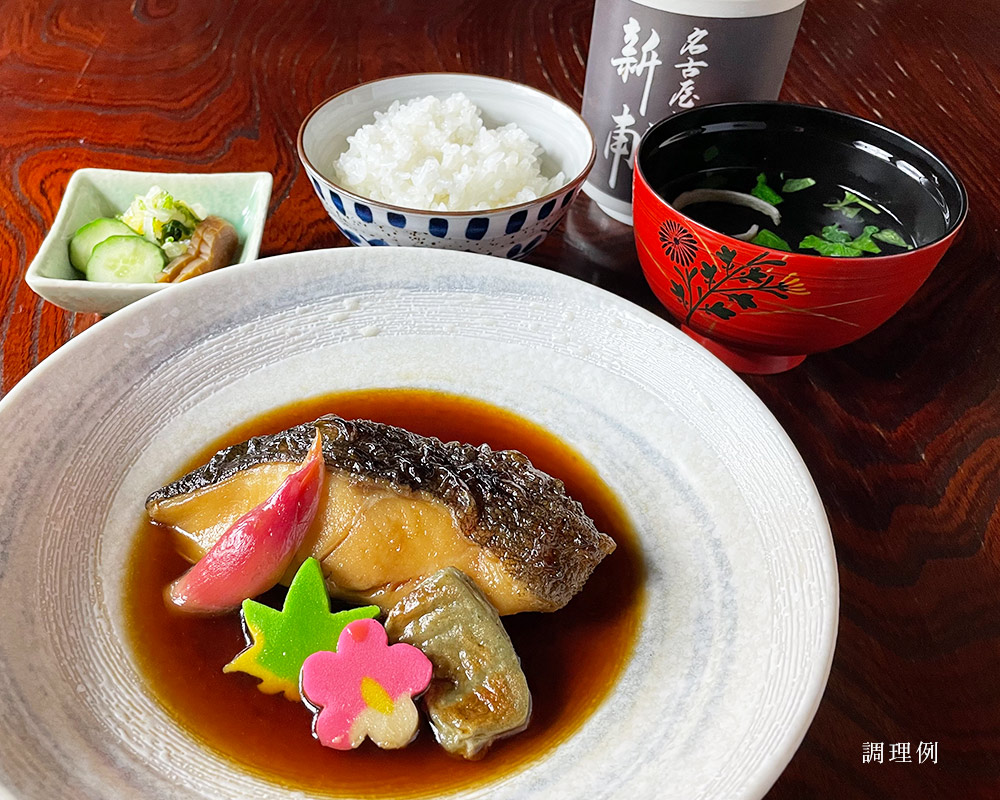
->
2, 0, 999, 797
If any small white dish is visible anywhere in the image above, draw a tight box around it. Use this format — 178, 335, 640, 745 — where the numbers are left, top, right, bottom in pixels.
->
298, 73, 596, 258
25, 168, 273, 315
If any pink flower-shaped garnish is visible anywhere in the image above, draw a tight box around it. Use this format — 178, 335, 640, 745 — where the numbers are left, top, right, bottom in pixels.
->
300, 618, 433, 750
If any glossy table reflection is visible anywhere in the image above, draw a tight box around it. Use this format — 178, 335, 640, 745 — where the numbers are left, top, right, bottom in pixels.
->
2, 1, 998, 797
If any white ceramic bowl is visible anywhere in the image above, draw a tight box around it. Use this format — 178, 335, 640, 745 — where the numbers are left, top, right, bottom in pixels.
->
25, 169, 273, 315
0, 248, 837, 800
297, 73, 596, 258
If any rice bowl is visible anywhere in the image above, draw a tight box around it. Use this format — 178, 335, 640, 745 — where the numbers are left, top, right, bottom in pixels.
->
297, 73, 596, 258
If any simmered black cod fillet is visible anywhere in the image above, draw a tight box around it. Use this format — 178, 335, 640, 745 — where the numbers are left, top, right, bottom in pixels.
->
145, 415, 616, 615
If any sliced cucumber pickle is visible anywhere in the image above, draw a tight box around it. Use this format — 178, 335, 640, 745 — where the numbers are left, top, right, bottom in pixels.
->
68, 217, 138, 272
85, 236, 166, 283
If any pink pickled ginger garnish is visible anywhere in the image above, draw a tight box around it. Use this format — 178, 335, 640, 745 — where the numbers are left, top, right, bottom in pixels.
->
167, 429, 325, 614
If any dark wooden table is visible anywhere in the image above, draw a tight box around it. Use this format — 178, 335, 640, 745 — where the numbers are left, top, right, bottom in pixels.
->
2, 1, 998, 797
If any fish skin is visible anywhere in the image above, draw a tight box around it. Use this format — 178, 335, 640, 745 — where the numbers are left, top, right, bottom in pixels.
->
147, 415, 616, 613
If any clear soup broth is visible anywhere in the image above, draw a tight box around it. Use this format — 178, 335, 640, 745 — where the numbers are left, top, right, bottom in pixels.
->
660, 166, 916, 256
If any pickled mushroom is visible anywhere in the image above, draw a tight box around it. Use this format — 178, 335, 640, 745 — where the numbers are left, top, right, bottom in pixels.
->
158, 215, 239, 283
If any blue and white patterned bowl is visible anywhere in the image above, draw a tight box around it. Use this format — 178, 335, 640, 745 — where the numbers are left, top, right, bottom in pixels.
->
297, 73, 595, 259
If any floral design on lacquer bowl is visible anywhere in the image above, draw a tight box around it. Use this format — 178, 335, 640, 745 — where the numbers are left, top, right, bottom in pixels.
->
655, 220, 809, 326
632, 102, 968, 374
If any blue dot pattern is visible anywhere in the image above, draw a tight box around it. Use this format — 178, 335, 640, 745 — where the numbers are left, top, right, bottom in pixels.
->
505, 210, 528, 234
465, 218, 489, 240
537, 198, 557, 220
329, 190, 345, 215
306, 167, 584, 258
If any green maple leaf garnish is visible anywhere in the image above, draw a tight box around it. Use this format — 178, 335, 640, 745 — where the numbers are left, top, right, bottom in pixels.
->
223, 557, 379, 701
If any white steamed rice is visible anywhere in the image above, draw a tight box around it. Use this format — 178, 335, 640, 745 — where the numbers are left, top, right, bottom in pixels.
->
333, 93, 566, 212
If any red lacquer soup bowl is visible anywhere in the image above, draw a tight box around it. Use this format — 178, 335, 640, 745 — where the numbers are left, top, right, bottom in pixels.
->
633, 102, 967, 374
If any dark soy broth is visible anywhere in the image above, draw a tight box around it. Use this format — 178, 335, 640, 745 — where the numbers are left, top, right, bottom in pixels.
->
659, 167, 916, 252
125, 389, 645, 797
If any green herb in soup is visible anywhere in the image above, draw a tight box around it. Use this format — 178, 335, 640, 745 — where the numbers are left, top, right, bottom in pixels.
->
782, 177, 816, 193
800, 224, 883, 257
872, 228, 912, 248
751, 173, 783, 206
663, 169, 915, 257
824, 190, 881, 219
751, 228, 791, 251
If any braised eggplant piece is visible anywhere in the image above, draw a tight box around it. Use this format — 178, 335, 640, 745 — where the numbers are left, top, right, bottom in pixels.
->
146, 415, 616, 615
385, 567, 531, 759
157, 215, 238, 283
